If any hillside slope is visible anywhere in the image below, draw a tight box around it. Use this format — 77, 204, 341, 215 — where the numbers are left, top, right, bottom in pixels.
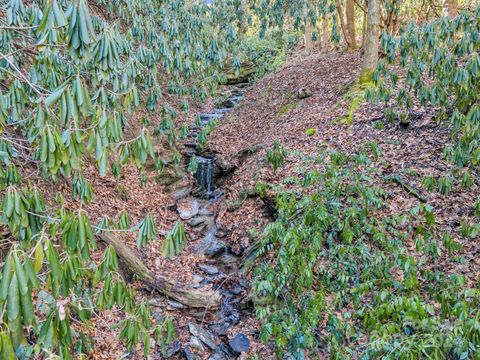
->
210, 50, 479, 280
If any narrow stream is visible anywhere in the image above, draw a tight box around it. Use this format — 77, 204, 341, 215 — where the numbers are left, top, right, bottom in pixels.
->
171, 85, 252, 359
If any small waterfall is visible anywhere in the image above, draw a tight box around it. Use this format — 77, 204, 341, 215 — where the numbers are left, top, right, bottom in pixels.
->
195, 157, 213, 194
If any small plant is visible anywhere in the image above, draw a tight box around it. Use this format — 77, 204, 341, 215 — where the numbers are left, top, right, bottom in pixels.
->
372, 120, 385, 129
136, 214, 157, 249
266, 141, 287, 174
254, 182, 270, 198
460, 170, 473, 189
187, 156, 199, 174
162, 221, 186, 259
421, 176, 436, 192
118, 211, 130, 230
442, 232, 463, 255
438, 175, 453, 195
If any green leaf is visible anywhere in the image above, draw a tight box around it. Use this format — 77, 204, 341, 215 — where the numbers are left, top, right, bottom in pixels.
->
14, 253, 28, 296
45, 85, 66, 108
0, 254, 13, 301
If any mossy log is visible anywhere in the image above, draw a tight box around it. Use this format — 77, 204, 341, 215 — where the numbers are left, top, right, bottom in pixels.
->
98, 233, 221, 309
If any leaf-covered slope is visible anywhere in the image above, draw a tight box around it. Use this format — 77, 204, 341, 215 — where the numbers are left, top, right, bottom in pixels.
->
206, 49, 480, 357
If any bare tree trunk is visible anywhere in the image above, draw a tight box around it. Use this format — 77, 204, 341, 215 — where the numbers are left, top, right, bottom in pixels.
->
346, 0, 357, 49
304, 1, 313, 53
336, 0, 351, 48
321, 18, 330, 52
361, 0, 380, 82
442, 0, 458, 17
361, 9, 367, 47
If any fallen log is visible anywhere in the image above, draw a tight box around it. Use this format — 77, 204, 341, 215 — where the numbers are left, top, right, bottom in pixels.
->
383, 174, 428, 203
98, 233, 221, 309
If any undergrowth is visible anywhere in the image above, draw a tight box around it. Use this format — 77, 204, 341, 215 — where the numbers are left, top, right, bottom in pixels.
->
253, 146, 480, 359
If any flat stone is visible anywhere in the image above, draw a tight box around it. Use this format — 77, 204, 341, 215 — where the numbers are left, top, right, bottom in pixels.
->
192, 275, 205, 283
208, 344, 236, 360
177, 199, 200, 220
186, 216, 206, 227
198, 208, 214, 216
184, 347, 201, 360
199, 113, 223, 123
164, 340, 181, 358
229, 333, 250, 353
189, 336, 204, 351
208, 351, 226, 360
198, 264, 219, 275
190, 275, 205, 289
173, 186, 191, 201
188, 323, 217, 350
196, 224, 227, 257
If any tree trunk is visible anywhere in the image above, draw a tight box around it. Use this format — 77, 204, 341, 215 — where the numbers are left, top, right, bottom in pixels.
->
336, 0, 351, 48
321, 18, 330, 52
442, 0, 458, 17
98, 233, 222, 309
361, 9, 367, 47
361, 0, 380, 82
346, 0, 357, 49
304, 1, 313, 53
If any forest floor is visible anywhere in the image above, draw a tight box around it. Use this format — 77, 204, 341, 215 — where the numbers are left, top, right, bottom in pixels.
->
28, 49, 478, 358
209, 49, 479, 286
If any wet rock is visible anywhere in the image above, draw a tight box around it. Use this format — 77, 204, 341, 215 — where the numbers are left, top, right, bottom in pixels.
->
188, 323, 217, 350
208, 344, 236, 360
213, 108, 230, 114
229, 333, 250, 353
183, 347, 201, 360
167, 300, 186, 310
190, 275, 205, 289
215, 253, 240, 274
192, 274, 205, 283
230, 287, 243, 295
198, 264, 219, 275
199, 113, 223, 123
165, 341, 181, 358
196, 224, 227, 257
198, 208, 214, 216
177, 199, 200, 220
222, 299, 240, 325
173, 186, 191, 201
209, 321, 231, 336
189, 336, 205, 351
186, 216, 207, 227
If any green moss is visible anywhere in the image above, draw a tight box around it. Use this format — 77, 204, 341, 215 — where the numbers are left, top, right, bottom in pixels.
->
277, 101, 299, 116
260, 85, 273, 98
359, 69, 375, 85
114, 184, 129, 201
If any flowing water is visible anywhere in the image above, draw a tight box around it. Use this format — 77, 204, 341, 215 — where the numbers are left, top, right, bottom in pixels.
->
195, 157, 213, 195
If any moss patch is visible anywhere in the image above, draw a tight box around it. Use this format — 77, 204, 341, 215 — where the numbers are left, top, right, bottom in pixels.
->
277, 101, 300, 117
